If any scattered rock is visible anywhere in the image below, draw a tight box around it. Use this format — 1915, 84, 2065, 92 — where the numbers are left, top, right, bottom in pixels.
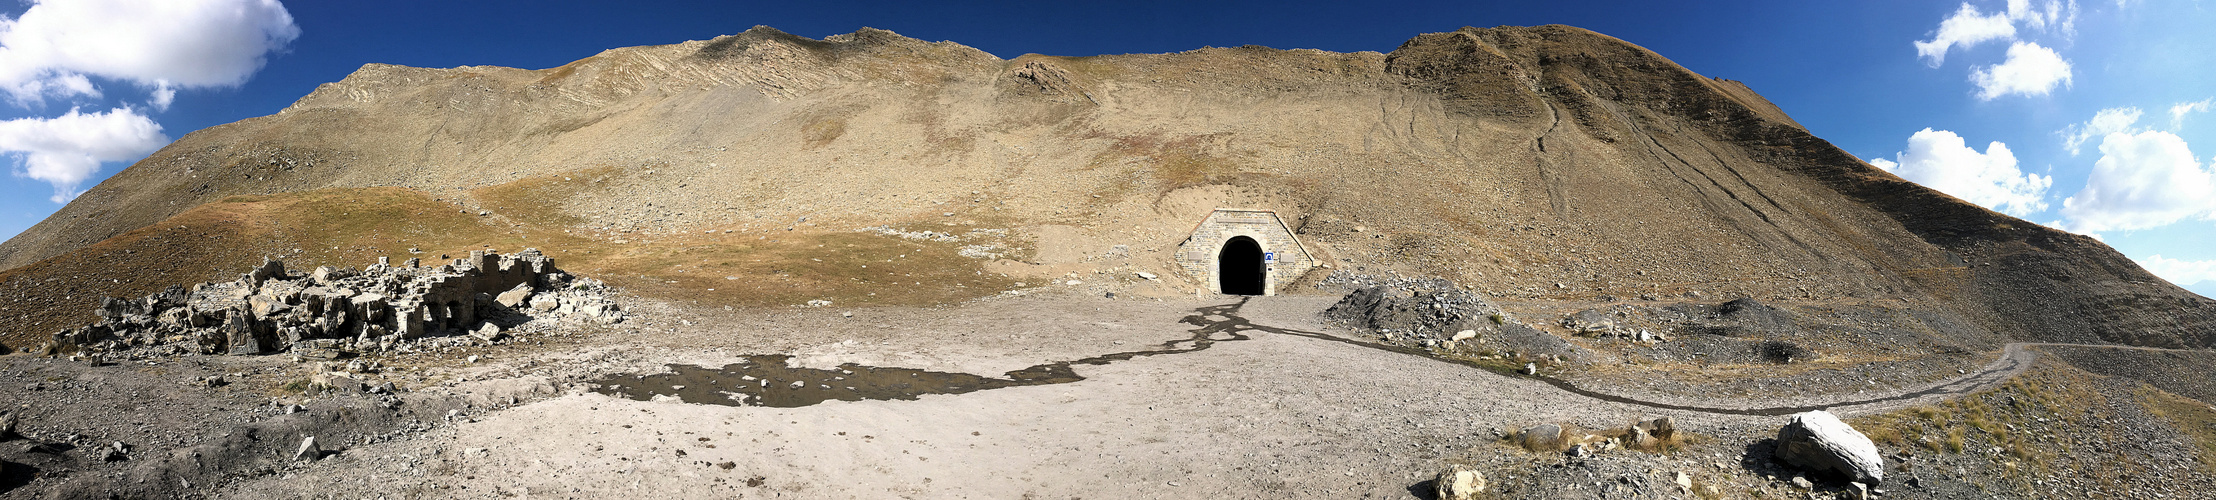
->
0, 411, 16, 439
494, 283, 534, 308
45, 249, 622, 357
1638, 416, 1675, 441
1135, 271, 1159, 280
1674, 471, 1693, 491
1519, 423, 1564, 451
1774, 410, 1884, 484
1432, 464, 1486, 499
294, 436, 320, 461
1626, 424, 1654, 449
472, 323, 505, 343
1522, 363, 1537, 375
1451, 330, 1476, 342
1791, 474, 1813, 490
95, 441, 127, 462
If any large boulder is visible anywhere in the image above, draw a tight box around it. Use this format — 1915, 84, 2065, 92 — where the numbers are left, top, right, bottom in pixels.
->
1518, 423, 1565, 451
1432, 464, 1485, 499
1774, 410, 1883, 484
494, 283, 534, 308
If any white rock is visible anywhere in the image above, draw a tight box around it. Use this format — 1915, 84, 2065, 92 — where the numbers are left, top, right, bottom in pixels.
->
1432, 464, 1485, 499
294, 436, 320, 461
1775, 410, 1884, 485
1451, 330, 1476, 341
1135, 271, 1159, 280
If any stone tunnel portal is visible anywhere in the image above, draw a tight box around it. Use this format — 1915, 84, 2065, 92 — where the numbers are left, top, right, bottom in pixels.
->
1176, 208, 1316, 296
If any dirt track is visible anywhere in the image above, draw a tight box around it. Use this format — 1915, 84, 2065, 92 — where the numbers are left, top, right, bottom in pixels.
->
193, 293, 2134, 499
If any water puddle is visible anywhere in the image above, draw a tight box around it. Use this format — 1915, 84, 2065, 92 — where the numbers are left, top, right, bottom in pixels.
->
589, 302, 1260, 407
593, 299, 2019, 415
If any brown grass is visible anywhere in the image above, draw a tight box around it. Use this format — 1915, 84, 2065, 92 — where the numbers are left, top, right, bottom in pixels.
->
472, 166, 620, 227
1503, 420, 1698, 454
2138, 384, 2216, 474
1850, 362, 2105, 479
802, 117, 846, 148
1082, 132, 1244, 193
0, 186, 1021, 350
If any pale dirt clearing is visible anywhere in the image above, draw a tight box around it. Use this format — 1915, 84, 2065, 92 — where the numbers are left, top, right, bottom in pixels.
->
221, 294, 1774, 498
215, 293, 2066, 499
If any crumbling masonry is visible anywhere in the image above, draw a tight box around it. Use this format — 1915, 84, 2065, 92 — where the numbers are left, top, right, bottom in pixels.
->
52, 249, 622, 355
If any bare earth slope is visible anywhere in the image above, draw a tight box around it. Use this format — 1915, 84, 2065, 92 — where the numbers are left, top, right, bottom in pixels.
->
3, 25, 2216, 499
1, 24, 2208, 351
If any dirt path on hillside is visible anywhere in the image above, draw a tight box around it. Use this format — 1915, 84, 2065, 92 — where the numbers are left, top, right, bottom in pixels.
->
204, 295, 2175, 499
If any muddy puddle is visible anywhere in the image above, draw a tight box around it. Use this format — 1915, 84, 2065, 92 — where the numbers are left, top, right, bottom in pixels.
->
594, 299, 2020, 415
590, 302, 1266, 407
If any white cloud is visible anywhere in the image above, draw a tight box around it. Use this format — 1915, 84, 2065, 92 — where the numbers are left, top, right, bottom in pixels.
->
2058, 130, 2216, 232
0, 107, 168, 202
1916, 3, 2018, 66
0, 0, 299, 104
149, 81, 175, 112
2170, 98, 2214, 131
2138, 254, 2216, 287
2059, 107, 2143, 155
1971, 41, 2072, 100
1915, 1, 2076, 66
1870, 128, 2053, 216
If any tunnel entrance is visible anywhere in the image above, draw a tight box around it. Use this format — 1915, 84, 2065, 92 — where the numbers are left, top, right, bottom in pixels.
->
1219, 236, 1265, 295
1175, 208, 1314, 296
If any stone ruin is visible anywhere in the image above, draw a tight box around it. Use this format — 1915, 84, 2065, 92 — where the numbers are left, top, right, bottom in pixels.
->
50, 249, 623, 356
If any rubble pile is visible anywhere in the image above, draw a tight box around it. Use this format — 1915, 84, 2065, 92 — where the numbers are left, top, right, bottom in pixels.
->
49, 249, 622, 356
1322, 278, 1591, 365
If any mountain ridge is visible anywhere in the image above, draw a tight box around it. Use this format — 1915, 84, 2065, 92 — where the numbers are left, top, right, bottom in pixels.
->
0, 24, 2206, 351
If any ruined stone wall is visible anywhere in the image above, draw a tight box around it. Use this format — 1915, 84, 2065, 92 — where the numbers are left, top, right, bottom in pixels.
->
51, 249, 622, 356
1175, 209, 1316, 296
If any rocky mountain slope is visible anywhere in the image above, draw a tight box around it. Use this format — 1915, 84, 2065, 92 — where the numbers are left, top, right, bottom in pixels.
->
0, 24, 2208, 352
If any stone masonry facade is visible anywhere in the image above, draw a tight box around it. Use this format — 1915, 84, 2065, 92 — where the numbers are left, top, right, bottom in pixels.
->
1176, 209, 1316, 296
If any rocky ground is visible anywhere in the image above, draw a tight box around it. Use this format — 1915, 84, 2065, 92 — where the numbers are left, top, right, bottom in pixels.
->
4, 280, 2211, 499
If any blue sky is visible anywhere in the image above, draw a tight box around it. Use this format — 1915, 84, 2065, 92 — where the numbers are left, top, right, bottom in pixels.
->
0, 0, 2209, 296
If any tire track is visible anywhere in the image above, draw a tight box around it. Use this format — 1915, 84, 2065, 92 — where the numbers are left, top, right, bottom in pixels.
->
1207, 298, 2193, 417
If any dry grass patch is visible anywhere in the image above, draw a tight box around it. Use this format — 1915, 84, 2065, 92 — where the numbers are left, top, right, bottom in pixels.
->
471, 166, 621, 227
2138, 384, 2216, 474
1503, 418, 1698, 455
581, 230, 1016, 309
0, 186, 1024, 350
1851, 361, 2107, 481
